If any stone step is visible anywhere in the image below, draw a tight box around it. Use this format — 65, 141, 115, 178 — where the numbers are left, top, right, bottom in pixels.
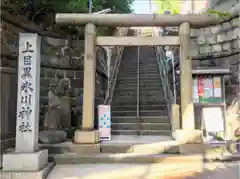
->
121, 60, 157, 65
113, 94, 164, 100
112, 123, 171, 131
119, 69, 159, 74
118, 69, 159, 74
120, 64, 158, 69
41, 142, 179, 155
111, 100, 167, 106
117, 77, 162, 82
114, 86, 164, 93
117, 78, 161, 83
114, 90, 164, 97
123, 58, 157, 65
112, 110, 167, 117
111, 116, 170, 123
39, 142, 101, 155
118, 74, 161, 80
111, 104, 167, 111
101, 141, 179, 154
50, 153, 203, 164
115, 83, 163, 89
119, 67, 159, 72
113, 96, 166, 103
111, 129, 171, 136
101, 145, 174, 154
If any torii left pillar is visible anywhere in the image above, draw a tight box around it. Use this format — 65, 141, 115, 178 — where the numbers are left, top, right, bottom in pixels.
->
74, 23, 100, 144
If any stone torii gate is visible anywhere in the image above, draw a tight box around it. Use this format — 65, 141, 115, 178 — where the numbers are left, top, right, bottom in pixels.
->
55, 13, 220, 144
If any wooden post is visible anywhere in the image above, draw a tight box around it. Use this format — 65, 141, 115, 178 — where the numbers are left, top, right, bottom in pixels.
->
179, 22, 195, 130
74, 23, 100, 144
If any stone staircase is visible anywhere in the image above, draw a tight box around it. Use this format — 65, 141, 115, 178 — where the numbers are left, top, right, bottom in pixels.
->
111, 46, 171, 136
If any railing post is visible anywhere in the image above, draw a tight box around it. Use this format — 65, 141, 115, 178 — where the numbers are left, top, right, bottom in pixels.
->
103, 46, 112, 98
74, 23, 99, 144
179, 22, 195, 130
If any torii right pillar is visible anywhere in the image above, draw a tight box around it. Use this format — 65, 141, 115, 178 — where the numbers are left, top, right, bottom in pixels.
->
176, 23, 203, 153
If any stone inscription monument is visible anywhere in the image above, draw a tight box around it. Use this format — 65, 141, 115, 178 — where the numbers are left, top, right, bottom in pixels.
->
3, 33, 48, 172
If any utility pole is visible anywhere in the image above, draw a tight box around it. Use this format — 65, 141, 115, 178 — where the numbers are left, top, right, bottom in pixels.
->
191, 0, 194, 13
89, 0, 92, 13
149, 0, 152, 13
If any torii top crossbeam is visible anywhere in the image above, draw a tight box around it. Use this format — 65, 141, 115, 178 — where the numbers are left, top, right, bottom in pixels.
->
55, 13, 220, 27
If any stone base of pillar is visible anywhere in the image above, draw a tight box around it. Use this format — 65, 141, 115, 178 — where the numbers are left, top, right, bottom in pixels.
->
2, 163, 54, 179
171, 104, 180, 139
178, 144, 206, 154
175, 129, 203, 144
2, 149, 48, 172
74, 130, 99, 144
175, 129, 204, 154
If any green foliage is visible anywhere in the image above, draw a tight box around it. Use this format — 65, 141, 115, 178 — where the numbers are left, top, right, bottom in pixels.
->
3, 0, 133, 35
204, 9, 232, 18
154, 0, 181, 14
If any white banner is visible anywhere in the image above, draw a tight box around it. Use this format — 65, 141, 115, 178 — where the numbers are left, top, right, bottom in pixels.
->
98, 105, 111, 141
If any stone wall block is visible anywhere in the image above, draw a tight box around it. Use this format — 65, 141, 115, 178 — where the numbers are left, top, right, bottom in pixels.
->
71, 48, 84, 57
199, 45, 211, 54
222, 42, 232, 52
72, 88, 83, 97
232, 28, 240, 39
40, 96, 48, 106
226, 30, 234, 40
201, 27, 210, 35
45, 69, 56, 78
40, 78, 50, 88
206, 34, 217, 44
231, 17, 240, 27
211, 44, 222, 53
65, 71, 75, 78
44, 37, 67, 47
190, 29, 200, 37
232, 39, 240, 49
222, 21, 231, 31
59, 57, 70, 68
75, 71, 84, 79
40, 70, 46, 78
196, 36, 206, 45
72, 57, 84, 68
190, 39, 199, 56
71, 78, 83, 88
40, 87, 48, 97
41, 43, 56, 55
217, 33, 227, 43
210, 25, 222, 34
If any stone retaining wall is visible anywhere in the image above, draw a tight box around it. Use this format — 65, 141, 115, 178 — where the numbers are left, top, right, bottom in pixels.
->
190, 16, 239, 107
0, 18, 108, 158
191, 16, 239, 60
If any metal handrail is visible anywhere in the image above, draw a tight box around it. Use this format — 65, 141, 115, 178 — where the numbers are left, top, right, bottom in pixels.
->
136, 30, 141, 135
155, 46, 173, 117
152, 27, 175, 120
104, 27, 129, 105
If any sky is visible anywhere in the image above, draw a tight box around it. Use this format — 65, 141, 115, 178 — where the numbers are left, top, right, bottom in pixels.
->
132, 0, 208, 14
132, 0, 158, 14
